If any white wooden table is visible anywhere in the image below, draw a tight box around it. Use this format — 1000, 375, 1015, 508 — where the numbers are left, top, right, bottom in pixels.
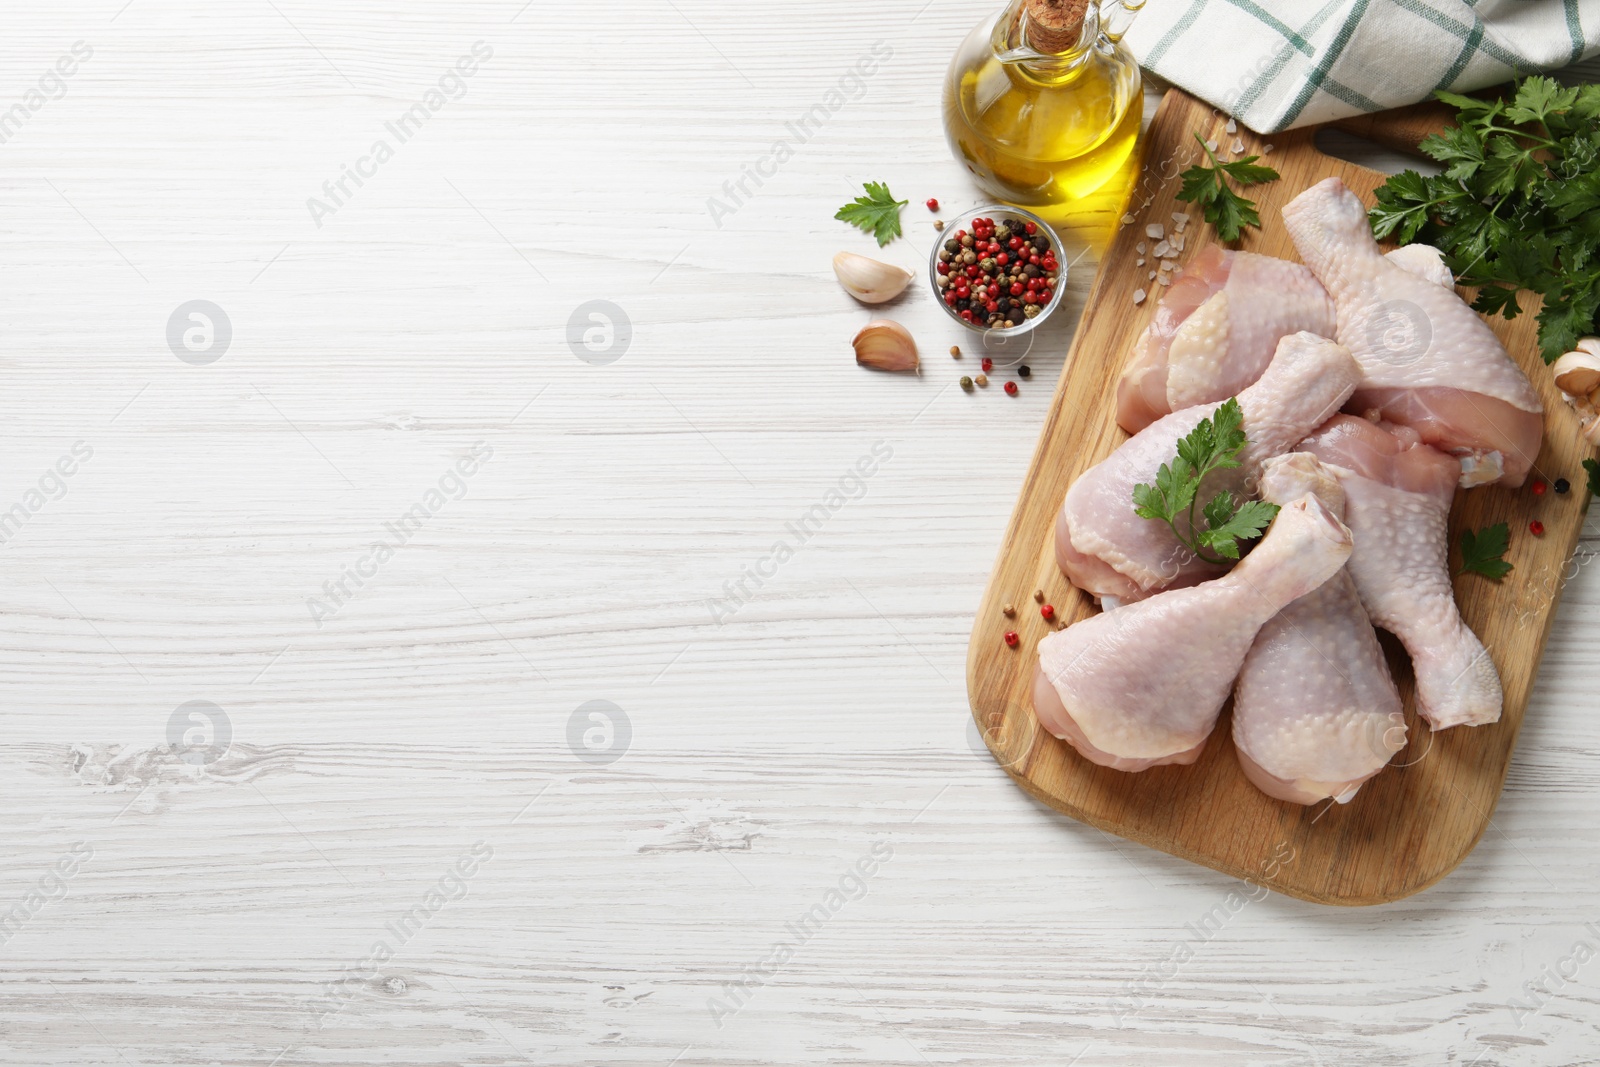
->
3, 4, 1597, 1064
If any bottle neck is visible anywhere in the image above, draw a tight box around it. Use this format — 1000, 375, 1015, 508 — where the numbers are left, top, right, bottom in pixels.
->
1020, 0, 1092, 55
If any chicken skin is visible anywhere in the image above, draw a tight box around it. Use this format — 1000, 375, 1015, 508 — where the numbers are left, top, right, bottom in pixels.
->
1300, 414, 1504, 729
1282, 177, 1543, 487
1232, 453, 1406, 805
1058, 331, 1361, 601
1036, 495, 1353, 771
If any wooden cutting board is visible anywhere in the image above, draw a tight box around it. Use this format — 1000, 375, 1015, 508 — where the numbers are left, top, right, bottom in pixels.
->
966, 89, 1595, 907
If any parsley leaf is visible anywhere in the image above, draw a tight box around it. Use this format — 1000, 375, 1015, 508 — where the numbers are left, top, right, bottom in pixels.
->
1585, 458, 1600, 496
1130, 398, 1279, 564
834, 181, 908, 246
1369, 77, 1600, 363
1175, 133, 1279, 242
1458, 522, 1513, 581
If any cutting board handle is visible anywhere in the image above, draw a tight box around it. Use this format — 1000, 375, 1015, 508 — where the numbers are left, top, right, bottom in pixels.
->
1326, 99, 1458, 158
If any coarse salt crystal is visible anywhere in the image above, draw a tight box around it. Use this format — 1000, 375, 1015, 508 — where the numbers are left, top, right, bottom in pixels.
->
1152, 240, 1171, 257
1136, 258, 1144, 267
1145, 223, 1165, 240
1161, 258, 1178, 272
1173, 214, 1190, 233
1136, 241, 1146, 255
1122, 214, 1136, 224
1133, 288, 1147, 305
1170, 234, 1185, 252
1205, 139, 1219, 153
1148, 270, 1157, 280
1263, 144, 1274, 154
1225, 118, 1237, 133
1157, 274, 1171, 286
1231, 139, 1245, 154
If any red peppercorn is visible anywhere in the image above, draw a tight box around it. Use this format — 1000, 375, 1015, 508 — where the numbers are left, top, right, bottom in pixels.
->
1023, 292, 1038, 305
1024, 222, 1037, 235
1530, 520, 1545, 536
1028, 254, 1041, 266
926, 198, 939, 211
985, 300, 999, 313
945, 291, 957, 306
1005, 381, 1019, 396
1532, 480, 1547, 495
960, 309, 975, 322
1003, 630, 1019, 648
936, 262, 949, 276
965, 264, 980, 278
1040, 603, 1054, 619
1026, 278, 1041, 291
996, 253, 1009, 266
1010, 282, 1024, 296
1008, 236, 1023, 250
981, 357, 993, 372
956, 286, 970, 298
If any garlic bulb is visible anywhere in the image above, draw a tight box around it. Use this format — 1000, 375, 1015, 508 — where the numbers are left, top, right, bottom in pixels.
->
852, 320, 919, 372
833, 252, 912, 304
1553, 341, 1600, 397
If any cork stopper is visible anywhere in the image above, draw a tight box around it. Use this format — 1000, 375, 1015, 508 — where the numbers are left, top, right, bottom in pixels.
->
1024, 0, 1089, 53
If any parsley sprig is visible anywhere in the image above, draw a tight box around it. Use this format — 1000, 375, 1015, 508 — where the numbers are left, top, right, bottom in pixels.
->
1175, 133, 1280, 242
1458, 522, 1513, 581
1131, 398, 1280, 564
1585, 458, 1599, 497
1369, 76, 1600, 363
835, 181, 908, 246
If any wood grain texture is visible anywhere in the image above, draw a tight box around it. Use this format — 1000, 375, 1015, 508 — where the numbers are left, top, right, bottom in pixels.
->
967, 90, 1595, 906
0, 3, 1596, 1064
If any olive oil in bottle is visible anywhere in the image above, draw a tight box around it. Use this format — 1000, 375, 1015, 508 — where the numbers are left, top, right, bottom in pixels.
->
943, 0, 1144, 207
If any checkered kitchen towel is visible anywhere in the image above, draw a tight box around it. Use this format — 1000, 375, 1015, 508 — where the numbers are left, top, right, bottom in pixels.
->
1124, 0, 1600, 133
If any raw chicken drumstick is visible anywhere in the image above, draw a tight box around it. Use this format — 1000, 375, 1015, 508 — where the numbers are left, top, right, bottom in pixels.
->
1035, 494, 1353, 771
1301, 414, 1504, 729
1116, 246, 1335, 433
1057, 331, 1361, 601
1282, 177, 1543, 488
1232, 453, 1406, 805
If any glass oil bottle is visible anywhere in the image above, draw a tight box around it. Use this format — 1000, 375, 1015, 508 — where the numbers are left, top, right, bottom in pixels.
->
943, 0, 1145, 208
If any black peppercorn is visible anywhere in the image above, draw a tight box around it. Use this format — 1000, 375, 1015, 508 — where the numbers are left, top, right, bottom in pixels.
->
1554, 477, 1571, 494
1032, 236, 1049, 251
945, 239, 960, 254
1018, 365, 1031, 378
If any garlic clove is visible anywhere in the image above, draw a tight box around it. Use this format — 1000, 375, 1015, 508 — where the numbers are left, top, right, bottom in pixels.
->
852, 319, 919, 372
832, 252, 913, 304
1577, 337, 1600, 358
1552, 346, 1600, 397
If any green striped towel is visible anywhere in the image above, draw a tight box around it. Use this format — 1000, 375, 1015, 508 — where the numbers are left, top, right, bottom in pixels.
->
1124, 0, 1600, 133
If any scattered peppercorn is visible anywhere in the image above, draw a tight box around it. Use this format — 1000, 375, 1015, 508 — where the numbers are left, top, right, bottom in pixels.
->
926, 198, 939, 211
1018, 364, 1031, 378
1555, 478, 1571, 494
981, 357, 993, 372
975, 373, 988, 386
1003, 630, 1019, 648
960, 375, 974, 391
1002, 603, 1016, 617
934, 219, 945, 231
1530, 520, 1545, 536
1033, 589, 1044, 602
950, 345, 961, 357
1040, 604, 1055, 621
1004, 381, 1019, 396
1532, 479, 1547, 495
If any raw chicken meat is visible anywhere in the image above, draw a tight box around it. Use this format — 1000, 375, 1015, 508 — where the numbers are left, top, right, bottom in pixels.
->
1300, 414, 1504, 729
1232, 453, 1406, 805
1282, 177, 1543, 487
1057, 331, 1361, 600
1115, 246, 1336, 433
1035, 495, 1353, 771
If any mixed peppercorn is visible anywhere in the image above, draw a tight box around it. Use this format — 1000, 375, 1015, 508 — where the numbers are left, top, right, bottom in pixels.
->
936, 216, 1060, 330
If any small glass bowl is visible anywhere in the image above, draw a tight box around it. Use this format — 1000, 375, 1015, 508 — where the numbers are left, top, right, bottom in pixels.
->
928, 204, 1067, 365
